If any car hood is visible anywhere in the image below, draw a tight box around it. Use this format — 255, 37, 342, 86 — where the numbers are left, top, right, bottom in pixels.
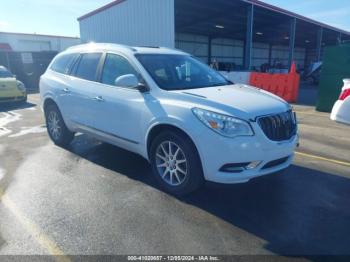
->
174, 84, 291, 119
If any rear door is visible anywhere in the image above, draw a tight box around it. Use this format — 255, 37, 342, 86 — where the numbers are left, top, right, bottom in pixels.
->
51, 53, 80, 122
67, 52, 103, 128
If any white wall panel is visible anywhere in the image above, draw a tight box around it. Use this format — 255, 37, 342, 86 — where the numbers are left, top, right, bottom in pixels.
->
80, 0, 175, 48
0, 32, 80, 52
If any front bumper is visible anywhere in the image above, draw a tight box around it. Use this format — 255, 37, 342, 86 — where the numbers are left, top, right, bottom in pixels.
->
193, 122, 298, 184
0, 94, 27, 103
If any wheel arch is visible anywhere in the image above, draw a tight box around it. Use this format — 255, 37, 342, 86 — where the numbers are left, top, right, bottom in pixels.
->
43, 97, 58, 112
146, 124, 202, 165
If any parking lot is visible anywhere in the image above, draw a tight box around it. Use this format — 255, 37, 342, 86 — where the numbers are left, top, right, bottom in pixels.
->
0, 93, 349, 256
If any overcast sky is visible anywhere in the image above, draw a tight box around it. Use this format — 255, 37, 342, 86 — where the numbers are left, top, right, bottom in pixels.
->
0, 0, 349, 37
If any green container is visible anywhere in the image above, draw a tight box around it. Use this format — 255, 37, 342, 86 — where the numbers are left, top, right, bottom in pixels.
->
316, 44, 350, 112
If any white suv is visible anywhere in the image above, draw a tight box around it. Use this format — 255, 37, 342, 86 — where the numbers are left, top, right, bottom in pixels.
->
40, 43, 298, 195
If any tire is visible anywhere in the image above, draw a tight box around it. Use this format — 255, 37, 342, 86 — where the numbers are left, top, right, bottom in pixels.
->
21, 95, 27, 104
150, 131, 204, 196
44, 103, 74, 147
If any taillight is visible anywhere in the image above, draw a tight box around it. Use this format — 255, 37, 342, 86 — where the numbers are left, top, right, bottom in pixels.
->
339, 89, 350, 100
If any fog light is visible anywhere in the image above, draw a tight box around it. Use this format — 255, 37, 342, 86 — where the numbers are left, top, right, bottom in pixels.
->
246, 161, 261, 170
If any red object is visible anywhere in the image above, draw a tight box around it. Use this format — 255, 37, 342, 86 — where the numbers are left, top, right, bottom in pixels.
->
249, 62, 300, 103
339, 89, 350, 100
0, 43, 12, 51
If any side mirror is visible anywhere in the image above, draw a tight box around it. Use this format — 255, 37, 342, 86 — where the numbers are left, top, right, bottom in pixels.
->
115, 74, 139, 88
115, 74, 149, 92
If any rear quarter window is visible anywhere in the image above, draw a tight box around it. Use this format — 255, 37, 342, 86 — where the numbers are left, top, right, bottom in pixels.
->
50, 54, 78, 74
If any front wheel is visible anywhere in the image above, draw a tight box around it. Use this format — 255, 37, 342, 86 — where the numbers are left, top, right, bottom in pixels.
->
45, 104, 74, 147
150, 131, 204, 196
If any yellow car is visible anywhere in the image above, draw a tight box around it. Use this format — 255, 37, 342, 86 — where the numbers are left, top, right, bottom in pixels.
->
0, 66, 27, 103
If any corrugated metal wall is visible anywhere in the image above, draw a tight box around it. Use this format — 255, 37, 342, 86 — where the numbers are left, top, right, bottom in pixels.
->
175, 33, 306, 69
175, 33, 209, 63
212, 38, 244, 66
79, 0, 175, 48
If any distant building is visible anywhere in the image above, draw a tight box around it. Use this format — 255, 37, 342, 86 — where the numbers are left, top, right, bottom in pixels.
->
0, 32, 80, 90
0, 31, 80, 52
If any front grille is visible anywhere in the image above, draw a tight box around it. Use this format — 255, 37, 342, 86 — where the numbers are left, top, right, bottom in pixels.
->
258, 111, 297, 141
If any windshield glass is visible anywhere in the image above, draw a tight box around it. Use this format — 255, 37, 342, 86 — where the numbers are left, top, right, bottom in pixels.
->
0, 68, 13, 78
136, 54, 230, 90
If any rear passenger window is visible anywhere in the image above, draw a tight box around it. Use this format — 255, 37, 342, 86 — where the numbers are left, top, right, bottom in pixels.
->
50, 54, 77, 74
101, 54, 138, 86
74, 53, 102, 81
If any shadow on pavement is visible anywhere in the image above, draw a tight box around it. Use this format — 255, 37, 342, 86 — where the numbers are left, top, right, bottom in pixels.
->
68, 135, 350, 256
0, 101, 36, 113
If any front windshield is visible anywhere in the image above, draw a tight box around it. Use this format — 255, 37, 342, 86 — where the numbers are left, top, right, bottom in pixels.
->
136, 54, 230, 90
0, 68, 13, 78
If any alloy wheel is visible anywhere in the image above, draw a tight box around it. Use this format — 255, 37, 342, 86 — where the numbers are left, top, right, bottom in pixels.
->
155, 141, 188, 186
47, 111, 62, 141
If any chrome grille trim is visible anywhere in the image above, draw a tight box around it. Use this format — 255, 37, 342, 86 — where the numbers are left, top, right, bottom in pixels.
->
257, 111, 297, 141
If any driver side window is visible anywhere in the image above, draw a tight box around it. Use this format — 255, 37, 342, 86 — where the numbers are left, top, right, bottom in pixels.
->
101, 53, 138, 86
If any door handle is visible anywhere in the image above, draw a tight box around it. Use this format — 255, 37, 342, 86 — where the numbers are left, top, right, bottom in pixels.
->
92, 96, 105, 102
62, 88, 70, 93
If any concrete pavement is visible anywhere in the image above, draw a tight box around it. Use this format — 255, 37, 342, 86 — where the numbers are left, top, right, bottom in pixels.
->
0, 94, 349, 256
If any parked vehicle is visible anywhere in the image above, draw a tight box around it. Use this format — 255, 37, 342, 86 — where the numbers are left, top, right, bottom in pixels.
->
0, 66, 27, 103
40, 43, 298, 195
331, 79, 350, 125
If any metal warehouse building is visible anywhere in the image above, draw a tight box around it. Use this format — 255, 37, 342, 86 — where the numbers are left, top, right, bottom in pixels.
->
78, 0, 350, 71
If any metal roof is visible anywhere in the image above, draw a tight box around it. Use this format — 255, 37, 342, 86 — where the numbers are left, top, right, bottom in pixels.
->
244, 0, 350, 35
77, 0, 350, 36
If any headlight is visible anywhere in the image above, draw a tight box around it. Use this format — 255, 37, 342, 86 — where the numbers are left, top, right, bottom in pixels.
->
192, 108, 254, 138
17, 81, 26, 92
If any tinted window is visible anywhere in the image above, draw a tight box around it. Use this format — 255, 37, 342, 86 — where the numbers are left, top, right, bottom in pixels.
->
75, 53, 102, 81
136, 54, 230, 90
50, 54, 77, 74
101, 54, 138, 86
0, 67, 13, 78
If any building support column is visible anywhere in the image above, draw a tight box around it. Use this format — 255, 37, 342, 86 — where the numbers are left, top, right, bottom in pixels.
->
244, 4, 254, 70
208, 36, 212, 65
339, 32, 342, 44
288, 17, 296, 70
316, 27, 323, 62
304, 48, 309, 69
5, 52, 11, 70
268, 44, 273, 65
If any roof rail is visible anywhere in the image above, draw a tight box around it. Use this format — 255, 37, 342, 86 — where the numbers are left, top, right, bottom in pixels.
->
67, 42, 137, 52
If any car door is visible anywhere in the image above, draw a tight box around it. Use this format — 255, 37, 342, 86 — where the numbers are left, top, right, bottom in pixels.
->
65, 52, 103, 128
47, 53, 78, 123
88, 53, 148, 146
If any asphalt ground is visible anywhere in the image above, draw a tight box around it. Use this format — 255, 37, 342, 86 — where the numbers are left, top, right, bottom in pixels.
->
0, 94, 349, 258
